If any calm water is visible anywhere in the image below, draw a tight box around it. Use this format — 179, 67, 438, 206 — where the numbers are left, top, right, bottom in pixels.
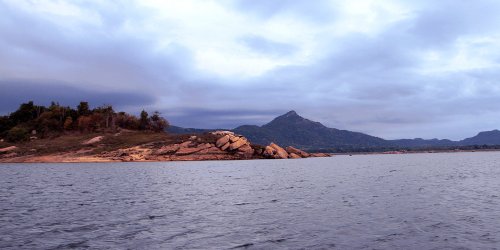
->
1, 152, 500, 249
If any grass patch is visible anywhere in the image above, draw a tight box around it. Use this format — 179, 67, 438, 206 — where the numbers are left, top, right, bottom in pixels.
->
2, 131, 222, 157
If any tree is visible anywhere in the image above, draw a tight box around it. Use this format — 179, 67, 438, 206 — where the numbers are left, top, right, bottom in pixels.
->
6, 126, 29, 142
1, 101, 170, 138
37, 111, 62, 135
139, 110, 149, 130
49, 102, 66, 124
77, 102, 90, 116
0, 116, 14, 135
93, 105, 114, 129
89, 113, 103, 131
9, 101, 36, 124
150, 111, 169, 132
116, 112, 139, 130
77, 116, 91, 132
63, 117, 73, 130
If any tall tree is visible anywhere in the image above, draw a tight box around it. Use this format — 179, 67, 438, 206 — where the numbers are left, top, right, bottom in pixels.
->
77, 101, 90, 116
9, 101, 36, 124
139, 110, 149, 130
150, 111, 169, 132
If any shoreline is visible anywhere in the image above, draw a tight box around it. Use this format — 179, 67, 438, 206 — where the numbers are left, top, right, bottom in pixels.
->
332, 148, 500, 156
3, 148, 500, 164
3, 130, 500, 164
0, 155, 319, 164
0, 131, 329, 163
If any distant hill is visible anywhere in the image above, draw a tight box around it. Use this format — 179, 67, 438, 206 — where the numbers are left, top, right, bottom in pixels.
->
389, 138, 457, 148
168, 111, 500, 151
460, 130, 500, 145
233, 111, 388, 150
167, 125, 215, 134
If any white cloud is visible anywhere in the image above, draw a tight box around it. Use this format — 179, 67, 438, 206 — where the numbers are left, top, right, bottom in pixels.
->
333, 0, 412, 36
419, 36, 500, 75
3, 0, 500, 139
3, 0, 103, 29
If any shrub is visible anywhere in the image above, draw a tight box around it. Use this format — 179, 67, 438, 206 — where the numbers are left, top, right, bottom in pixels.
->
6, 127, 29, 142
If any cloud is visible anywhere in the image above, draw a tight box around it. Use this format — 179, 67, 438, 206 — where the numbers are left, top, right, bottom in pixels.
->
2, 0, 500, 140
231, 0, 336, 22
409, 1, 500, 47
239, 35, 296, 57
0, 80, 155, 115
164, 108, 285, 129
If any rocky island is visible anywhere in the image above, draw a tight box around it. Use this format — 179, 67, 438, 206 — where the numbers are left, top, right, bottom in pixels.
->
0, 130, 329, 163
0, 101, 329, 163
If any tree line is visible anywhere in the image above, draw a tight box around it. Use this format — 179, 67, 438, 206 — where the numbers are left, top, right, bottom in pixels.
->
0, 101, 169, 142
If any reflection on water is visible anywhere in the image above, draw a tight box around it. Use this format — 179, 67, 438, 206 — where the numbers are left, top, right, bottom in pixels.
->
1, 152, 500, 249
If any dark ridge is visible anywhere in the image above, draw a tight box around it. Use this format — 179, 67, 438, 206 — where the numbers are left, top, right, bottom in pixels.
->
169, 113, 500, 152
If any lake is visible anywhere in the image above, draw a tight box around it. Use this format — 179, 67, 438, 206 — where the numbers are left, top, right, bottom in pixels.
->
1, 152, 500, 249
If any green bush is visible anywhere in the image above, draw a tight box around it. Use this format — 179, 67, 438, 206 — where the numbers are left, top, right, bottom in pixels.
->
6, 127, 30, 142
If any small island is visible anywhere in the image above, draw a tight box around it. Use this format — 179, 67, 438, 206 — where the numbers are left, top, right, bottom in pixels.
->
0, 101, 329, 163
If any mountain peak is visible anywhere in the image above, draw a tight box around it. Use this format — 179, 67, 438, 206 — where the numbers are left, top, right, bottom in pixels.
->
263, 110, 327, 131
283, 110, 298, 117
233, 109, 388, 149
271, 110, 305, 123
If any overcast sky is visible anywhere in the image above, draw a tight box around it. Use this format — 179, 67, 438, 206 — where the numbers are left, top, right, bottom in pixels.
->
2, 0, 500, 140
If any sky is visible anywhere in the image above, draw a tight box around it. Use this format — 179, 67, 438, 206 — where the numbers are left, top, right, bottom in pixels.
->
2, 0, 500, 140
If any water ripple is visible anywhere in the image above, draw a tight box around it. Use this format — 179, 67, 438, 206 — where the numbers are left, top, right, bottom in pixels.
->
1, 152, 500, 249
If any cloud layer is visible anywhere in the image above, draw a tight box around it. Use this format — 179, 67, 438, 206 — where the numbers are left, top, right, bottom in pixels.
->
2, 0, 500, 140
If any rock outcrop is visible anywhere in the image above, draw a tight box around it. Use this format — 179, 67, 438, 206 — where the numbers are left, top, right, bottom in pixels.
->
210, 131, 254, 159
82, 136, 104, 145
258, 142, 331, 159
206, 132, 331, 160
310, 153, 330, 157
0, 146, 17, 153
285, 146, 310, 158
263, 145, 277, 158
216, 135, 230, 147
0, 130, 330, 163
270, 143, 289, 159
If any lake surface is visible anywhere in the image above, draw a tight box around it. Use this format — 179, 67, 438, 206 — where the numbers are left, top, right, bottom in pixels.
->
1, 152, 500, 249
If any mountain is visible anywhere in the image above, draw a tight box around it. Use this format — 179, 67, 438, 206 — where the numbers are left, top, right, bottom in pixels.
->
168, 111, 500, 151
167, 125, 216, 134
389, 138, 457, 148
460, 130, 500, 145
233, 111, 388, 150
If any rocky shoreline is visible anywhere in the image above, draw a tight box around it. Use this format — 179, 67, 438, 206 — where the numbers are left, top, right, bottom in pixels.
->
0, 131, 330, 163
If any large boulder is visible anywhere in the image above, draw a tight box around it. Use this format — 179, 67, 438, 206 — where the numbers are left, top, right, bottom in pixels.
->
237, 144, 254, 159
213, 131, 252, 152
270, 143, 289, 159
216, 135, 230, 148
220, 142, 231, 151
285, 146, 310, 158
310, 153, 331, 157
263, 146, 277, 158
229, 138, 247, 150
179, 141, 192, 148
229, 135, 241, 143
288, 153, 301, 159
